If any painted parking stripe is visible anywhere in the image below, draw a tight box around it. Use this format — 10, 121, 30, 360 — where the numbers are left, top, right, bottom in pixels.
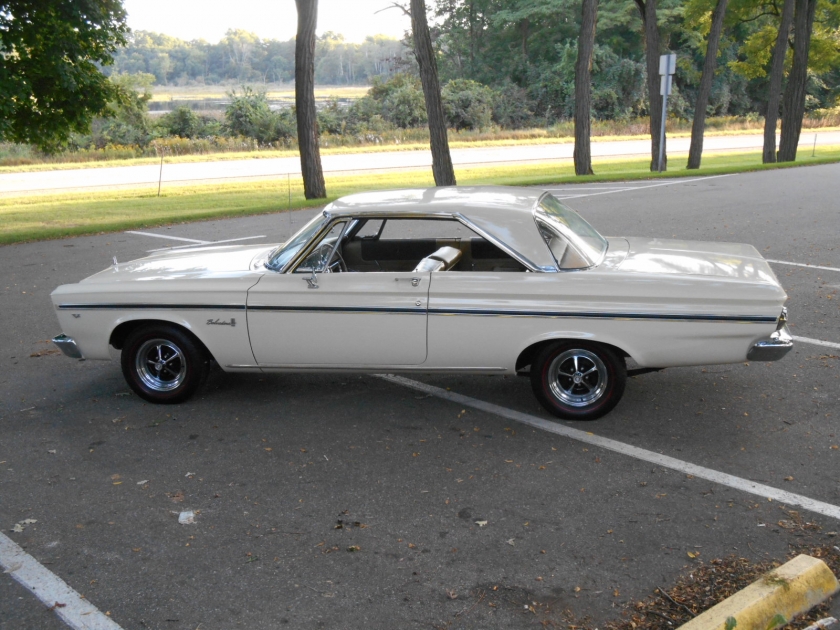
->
0, 532, 123, 629
546, 174, 732, 200
125, 230, 209, 244
794, 336, 840, 350
147, 234, 267, 252
379, 375, 840, 521
767, 259, 840, 273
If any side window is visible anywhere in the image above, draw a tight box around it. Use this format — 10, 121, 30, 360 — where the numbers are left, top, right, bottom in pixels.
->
340, 218, 527, 273
379, 219, 475, 240
538, 222, 588, 270
355, 219, 386, 239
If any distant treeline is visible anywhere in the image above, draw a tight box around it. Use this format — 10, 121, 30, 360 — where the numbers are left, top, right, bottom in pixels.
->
106, 30, 411, 86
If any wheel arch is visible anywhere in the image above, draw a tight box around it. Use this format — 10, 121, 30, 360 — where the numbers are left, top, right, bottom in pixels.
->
110, 318, 214, 361
515, 336, 630, 373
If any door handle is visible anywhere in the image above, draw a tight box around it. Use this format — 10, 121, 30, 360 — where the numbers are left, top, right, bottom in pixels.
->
395, 277, 422, 287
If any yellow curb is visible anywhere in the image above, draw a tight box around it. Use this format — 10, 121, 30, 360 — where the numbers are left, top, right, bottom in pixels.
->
678, 555, 839, 630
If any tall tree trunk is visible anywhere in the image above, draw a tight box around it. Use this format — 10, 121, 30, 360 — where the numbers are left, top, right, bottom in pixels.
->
574, 0, 598, 176
295, 0, 326, 199
778, 0, 817, 162
411, 0, 456, 187
686, 0, 729, 169
635, 0, 664, 171
763, 0, 795, 163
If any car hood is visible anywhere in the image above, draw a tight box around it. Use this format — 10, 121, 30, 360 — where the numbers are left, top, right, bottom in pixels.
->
80, 243, 278, 283
617, 237, 781, 285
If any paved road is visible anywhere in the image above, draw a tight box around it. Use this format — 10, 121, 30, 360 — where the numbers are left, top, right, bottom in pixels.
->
1, 165, 839, 629
2, 130, 839, 196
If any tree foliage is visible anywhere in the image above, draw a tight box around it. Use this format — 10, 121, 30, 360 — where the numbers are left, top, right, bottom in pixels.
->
109, 29, 410, 86
0, 0, 129, 152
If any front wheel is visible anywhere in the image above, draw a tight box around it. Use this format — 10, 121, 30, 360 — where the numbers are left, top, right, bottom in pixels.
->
530, 341, 626, 421
121, 325, 208, 404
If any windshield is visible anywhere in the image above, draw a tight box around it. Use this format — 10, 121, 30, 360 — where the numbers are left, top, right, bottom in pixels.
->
267, 214, 330, 271
537, 194, 607, 266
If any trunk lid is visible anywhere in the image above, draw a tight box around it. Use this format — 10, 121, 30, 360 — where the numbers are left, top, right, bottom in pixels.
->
618, 237, 781, 286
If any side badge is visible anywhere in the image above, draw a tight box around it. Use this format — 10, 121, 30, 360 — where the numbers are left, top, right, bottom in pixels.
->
207, 318, 236, 327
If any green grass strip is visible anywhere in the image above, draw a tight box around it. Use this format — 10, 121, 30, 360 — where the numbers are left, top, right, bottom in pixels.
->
2, 146, 838, 246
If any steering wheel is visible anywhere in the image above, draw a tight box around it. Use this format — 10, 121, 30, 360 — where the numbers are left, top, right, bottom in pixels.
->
309, 242, 347, 273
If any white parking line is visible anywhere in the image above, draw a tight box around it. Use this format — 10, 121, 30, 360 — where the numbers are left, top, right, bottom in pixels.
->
794, 336, 840, 350
0, 532, 123, 629
125, 230, 209, 244
146, 235, 267, 252
546, 174, 732, 200
767, 259, 840, 273
379, 375, 840, 521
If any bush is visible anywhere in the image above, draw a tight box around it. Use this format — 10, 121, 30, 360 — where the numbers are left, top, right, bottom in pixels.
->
491, 83, 534, 129
442, 79, 495, 130
384, 85, 427, 128
158, 106, 205, 138
224, 87, 296, 144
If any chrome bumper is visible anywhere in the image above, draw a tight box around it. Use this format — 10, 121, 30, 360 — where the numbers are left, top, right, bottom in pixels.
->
747, 325, 793, 362
53, 334, 84, 359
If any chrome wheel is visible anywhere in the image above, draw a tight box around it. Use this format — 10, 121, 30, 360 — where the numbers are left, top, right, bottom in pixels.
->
135, 338, 187, 392
547, 349, 608, 407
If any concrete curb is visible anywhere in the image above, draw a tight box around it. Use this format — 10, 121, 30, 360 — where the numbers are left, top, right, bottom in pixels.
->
678, 555, 839, 630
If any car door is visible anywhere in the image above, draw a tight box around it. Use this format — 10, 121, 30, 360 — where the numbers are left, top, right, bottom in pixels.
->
247, 270, 430, 367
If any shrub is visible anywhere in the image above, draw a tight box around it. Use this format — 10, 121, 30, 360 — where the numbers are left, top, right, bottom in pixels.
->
158, 106, 205, 138
442, 79, 495, 130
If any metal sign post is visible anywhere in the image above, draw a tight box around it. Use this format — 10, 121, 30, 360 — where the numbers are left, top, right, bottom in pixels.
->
658, 53, 676, 173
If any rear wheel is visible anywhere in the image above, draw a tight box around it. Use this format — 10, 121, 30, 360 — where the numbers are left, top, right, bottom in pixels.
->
530, 341, 626, 420
121, 325, 208, 404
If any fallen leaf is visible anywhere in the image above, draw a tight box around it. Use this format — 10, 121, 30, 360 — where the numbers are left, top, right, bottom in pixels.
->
784, 476, 794, 481
346, 545, 360, 552
687, 551, 700, 559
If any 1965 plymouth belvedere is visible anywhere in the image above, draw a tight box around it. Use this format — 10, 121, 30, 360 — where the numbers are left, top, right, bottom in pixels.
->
51, 186, 792, 420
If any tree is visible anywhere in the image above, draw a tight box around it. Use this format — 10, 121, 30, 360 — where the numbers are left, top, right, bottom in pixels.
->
411, 0, 457, 187
574, 0, 599, 175
634, 0, 666, 171
778, 0, 818, 162
0, 0, 128, 152
759, 0, 796, 163
760, 0, 796, 163
686, 0, 729, 169
295, 0, 326, 199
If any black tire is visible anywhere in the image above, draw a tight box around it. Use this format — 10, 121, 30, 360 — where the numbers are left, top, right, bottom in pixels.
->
121, 324, 208, 404
530, 341, 626, 421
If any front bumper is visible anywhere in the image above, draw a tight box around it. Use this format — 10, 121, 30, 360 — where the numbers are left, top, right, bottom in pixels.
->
53, 334, 84, 359
747, 325, 793, 362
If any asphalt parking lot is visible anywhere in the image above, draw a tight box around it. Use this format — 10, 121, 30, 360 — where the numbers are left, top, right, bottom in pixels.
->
1, 164, 839, 629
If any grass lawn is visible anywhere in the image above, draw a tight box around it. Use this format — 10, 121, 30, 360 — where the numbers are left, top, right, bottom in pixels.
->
2, 146, 838, 246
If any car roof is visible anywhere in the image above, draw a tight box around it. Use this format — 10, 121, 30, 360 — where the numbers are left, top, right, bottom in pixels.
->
324, 186, 558, 271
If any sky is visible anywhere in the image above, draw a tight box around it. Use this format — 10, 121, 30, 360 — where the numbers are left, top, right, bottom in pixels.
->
122, 0, 411, 43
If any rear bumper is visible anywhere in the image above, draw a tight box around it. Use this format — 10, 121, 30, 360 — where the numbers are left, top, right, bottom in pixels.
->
53, 334, 84, 359
747, 325, 793, 362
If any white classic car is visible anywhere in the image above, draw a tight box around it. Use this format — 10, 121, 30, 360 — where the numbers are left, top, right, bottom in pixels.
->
51, 186, 792, 420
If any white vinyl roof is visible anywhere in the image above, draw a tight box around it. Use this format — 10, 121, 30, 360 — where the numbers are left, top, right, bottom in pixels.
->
324, 186, 558, 271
